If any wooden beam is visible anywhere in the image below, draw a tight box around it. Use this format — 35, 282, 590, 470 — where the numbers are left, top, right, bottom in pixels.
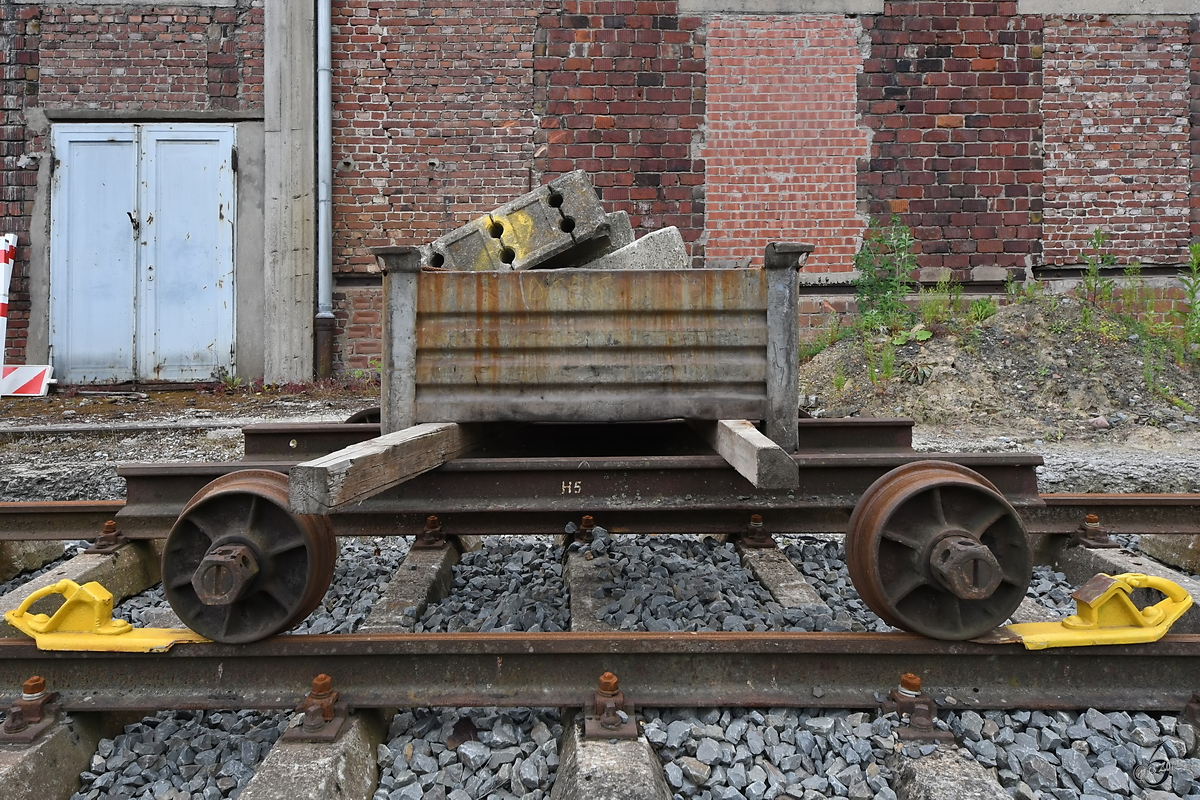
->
289, 423, 486, 514
690, 420, 799, 490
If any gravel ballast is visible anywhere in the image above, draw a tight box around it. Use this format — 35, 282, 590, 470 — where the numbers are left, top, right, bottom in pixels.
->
375, 708, 562, 800
410, 538, 567, 633
944, 707, 1200, 800
70, 709, 289, 800
645, 707, 900, 800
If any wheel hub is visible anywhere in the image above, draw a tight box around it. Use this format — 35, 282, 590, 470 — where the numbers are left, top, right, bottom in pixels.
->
192, 543, 261, 606
928, 534, 1003, 601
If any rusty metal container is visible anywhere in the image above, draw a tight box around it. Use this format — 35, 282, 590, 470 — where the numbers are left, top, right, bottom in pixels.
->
374, 243, 809, 450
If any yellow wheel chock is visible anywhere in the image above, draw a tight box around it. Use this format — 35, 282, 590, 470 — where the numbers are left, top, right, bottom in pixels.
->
4, 579, 207, 652
1007, 573, 1193, 650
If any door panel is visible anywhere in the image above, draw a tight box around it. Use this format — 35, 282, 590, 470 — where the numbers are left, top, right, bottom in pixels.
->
49, 123, 237, 384
49, 126, 139, 384
139, 125, 236, 381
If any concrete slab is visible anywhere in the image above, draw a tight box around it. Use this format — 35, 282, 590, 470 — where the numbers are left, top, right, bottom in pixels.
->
584, 227, 689, 271
358, 544, 461, 632
1009, 597, 1060, 624
240, 713, 383, 800
0, 542, 162, 638
1053, 544, 1200, 633
738, 547, 830, 612
0, 713, 107, 800
563, 551, 618, 633
887, 746, 1009, 800
1138, 534, 1200, 575
549, 713, 672, 800
0, 540, 68, 583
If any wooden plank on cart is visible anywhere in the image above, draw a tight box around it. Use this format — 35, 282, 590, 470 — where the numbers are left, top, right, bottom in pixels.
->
690, 419, 799, 490
289, 423, 490, 514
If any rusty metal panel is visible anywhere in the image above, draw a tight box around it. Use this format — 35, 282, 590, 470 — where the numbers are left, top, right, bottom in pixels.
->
413, 268, 770, 423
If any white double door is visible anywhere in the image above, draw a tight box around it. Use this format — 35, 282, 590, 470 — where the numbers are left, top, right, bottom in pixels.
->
51, 123, 236, 383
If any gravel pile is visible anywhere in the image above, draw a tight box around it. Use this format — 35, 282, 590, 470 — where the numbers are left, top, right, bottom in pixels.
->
592, 534, 822, 633
645, 707, 900, 800
1022, 565, 1077, 617
944, 707, 1200, 800
0, 541, 86, 597
410, 538, 567, 633
375, 707, 562, 800
112, 536, 411, 634
779, 537, 892, 633
71, 709, 288, 800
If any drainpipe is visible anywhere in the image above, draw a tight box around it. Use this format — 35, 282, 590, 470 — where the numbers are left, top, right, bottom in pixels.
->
314, 0, 335, 379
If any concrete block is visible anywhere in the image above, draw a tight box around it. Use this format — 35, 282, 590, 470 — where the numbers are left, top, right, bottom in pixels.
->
583, 227, 689, 271
1053, 545, 1200, 634
0, 713, 108, 800
739, 547, 829, 612
563, 551, 618, 633
1009, 597, 1060, 625
1137, 534, 1200, 576
549, 713, 672, 800
0, 540, 67, 583
798, 270, 859, 287
970, 266, 1009, 283
887, 746, 1009, 800
425, 170, 607, 272
358, 544, 461, 632
0, 542, 162, 638
679, 0, 884, 12
240, 713, 383, 800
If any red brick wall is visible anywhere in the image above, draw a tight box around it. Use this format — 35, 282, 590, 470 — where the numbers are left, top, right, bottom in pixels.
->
1, 5, 37, 364
1042, 16, 1191, 265
333, 284, 383, 373
858, 1, 1043, 277
533, 1, 706, 260
2, 3, 264, 363
330, 0, 546, 274
704, 15, 868, 271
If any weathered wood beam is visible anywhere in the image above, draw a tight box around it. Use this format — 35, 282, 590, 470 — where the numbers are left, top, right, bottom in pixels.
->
689, 419, 799, 490
289, 423, 489, 514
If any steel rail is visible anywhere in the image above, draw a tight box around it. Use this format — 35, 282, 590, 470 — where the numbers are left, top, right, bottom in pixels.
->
0, 632, 1197, 713
2, 493, 1200, 542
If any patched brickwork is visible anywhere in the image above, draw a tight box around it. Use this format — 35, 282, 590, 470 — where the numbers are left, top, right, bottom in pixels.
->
533, 2, 706, 259
333, 284, 383, 373
1042, 16, 1191, 266
858, 2, 1043, 276
704, 15, 868, 271
37, 5, 263, 110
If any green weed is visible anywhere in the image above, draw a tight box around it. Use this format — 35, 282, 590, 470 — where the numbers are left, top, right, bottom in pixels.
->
854, 217, 917, 333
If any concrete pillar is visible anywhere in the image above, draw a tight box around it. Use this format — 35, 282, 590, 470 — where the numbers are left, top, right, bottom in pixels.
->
263, 0, 317, 383
0, 714, 109, 800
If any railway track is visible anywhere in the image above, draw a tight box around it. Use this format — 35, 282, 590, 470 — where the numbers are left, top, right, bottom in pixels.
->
2, 418, 1200, 800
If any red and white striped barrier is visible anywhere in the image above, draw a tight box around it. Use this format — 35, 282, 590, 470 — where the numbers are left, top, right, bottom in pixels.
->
1, 234, 54, 397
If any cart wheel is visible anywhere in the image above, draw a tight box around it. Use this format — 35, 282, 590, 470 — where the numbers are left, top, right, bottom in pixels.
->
162, 469, 336, 643
845, 460, 1031, 640
345, 407, 381, 424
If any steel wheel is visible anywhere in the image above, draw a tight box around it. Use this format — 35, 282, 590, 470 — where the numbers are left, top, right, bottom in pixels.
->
345, 407, 381, 424
846, 460, 1031, 640
162, 470, 337, 644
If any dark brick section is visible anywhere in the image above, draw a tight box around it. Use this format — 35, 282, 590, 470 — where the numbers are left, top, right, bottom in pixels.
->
533, 1, 706, 261
1, 5, 39, 363
857, 1, 1043, 276
1190, 17, 1200, 240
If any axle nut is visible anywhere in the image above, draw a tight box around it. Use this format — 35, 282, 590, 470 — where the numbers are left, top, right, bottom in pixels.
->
929, 535, 1003, 601
192, 544, 260, 606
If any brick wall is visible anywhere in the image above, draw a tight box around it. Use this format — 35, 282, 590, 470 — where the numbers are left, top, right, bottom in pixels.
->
858, 2, 1043, 278
1, 5, 36, 364
1, 2, 264, 363
330, 0, 546, 274
1042, 16, 1191, 265
533, 1, 706, 260
704, 15, 868, 271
